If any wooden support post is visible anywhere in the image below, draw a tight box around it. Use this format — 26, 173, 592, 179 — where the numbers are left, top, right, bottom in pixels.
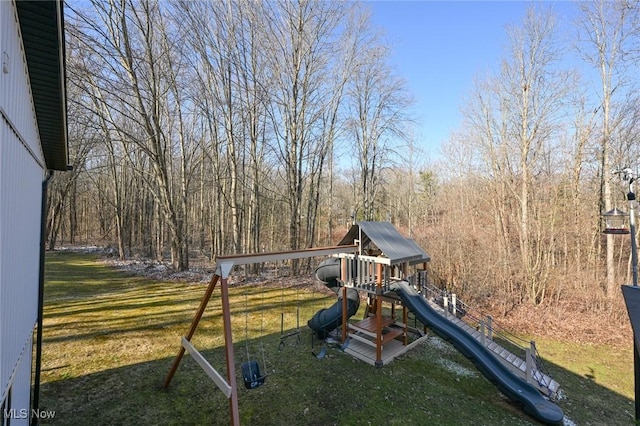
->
443, 296, 449, 319
341, 286, 348, 343
181, 338, 231, 397
480, 320, 486, 346
403, 305, 408, 346
487, 315, 493, 341
375, 295, 383, 367
375, 263, 383, 367
220, 276, 240, 425
451, 293, 457, 317
163, 274, 220, 388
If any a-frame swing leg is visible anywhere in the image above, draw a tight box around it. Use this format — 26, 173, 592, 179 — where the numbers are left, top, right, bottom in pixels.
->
163, 269, 240, 426
163, 273, 220, 388
220, 275, 240, 425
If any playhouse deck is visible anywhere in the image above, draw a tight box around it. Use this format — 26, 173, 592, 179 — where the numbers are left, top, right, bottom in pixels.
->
341, 314, 429, 365
343, 330, 430, 366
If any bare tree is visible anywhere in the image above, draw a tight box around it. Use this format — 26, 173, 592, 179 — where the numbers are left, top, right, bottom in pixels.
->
263, 0, 351, 255
69, 0, 193, 270
457, 6, 574, 304
344, 12, 413, 221
576, 0, 640, 296
45, 115, 94, 250
62, 0, 417, 276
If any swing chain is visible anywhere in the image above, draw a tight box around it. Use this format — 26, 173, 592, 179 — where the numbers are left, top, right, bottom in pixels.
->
241, 283, 266, 389
278, 269, 302, 350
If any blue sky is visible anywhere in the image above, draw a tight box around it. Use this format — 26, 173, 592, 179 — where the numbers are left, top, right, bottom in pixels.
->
366, 1, 579, 161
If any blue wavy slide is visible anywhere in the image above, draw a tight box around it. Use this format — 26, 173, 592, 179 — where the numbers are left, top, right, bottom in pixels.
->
390, 281, 564, 425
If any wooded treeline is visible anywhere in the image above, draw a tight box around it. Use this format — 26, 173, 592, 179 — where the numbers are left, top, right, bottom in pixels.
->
49, 1, 640, 314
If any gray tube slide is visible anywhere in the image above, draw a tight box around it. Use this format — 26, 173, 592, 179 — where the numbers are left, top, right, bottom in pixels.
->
390, 281, 564, 425
308, 258, 360, 339
307, 288, 360, 339
314, 257, 341, 285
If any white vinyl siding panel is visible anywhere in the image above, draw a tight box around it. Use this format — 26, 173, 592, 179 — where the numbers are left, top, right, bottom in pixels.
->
0, 115, 42, 410
0, 0, 45, 169
2, 335, 32, 426
0, 0, 44, 411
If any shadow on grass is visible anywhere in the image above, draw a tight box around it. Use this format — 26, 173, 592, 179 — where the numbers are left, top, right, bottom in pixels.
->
38, 251, 635, 425
37, 330, 636, 426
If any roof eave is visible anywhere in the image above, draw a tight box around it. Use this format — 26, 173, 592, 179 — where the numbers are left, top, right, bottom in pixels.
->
16, 0, 69, 171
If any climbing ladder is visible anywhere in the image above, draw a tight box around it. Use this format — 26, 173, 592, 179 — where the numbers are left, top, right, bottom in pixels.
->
411, 273, 561, 399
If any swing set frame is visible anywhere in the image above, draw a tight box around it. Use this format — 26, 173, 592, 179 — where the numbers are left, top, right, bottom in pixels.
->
162, 244, 357, 425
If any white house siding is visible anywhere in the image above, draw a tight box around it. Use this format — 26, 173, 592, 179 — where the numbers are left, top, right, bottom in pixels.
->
1, 0, 48, 422
1, 0, 45, 164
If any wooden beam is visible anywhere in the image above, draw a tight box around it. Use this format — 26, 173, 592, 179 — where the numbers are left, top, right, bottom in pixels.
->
337, 252, 392, 265
403, 305, 408, 346
375, 295, 383, 367
220, 276, 240, 425
341, 286, 348, 343
216, 244, 358, 266
181, 338, 231, 398
375, 264, 383, 367
163, 274, 220, 388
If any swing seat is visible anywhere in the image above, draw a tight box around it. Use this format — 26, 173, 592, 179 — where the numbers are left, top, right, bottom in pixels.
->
241, 360, 266, 389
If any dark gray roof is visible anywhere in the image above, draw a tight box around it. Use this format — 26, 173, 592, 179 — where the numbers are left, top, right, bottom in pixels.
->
16, 0, 68, 171
404, 238, 431, 264
338, 221, 430, 265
